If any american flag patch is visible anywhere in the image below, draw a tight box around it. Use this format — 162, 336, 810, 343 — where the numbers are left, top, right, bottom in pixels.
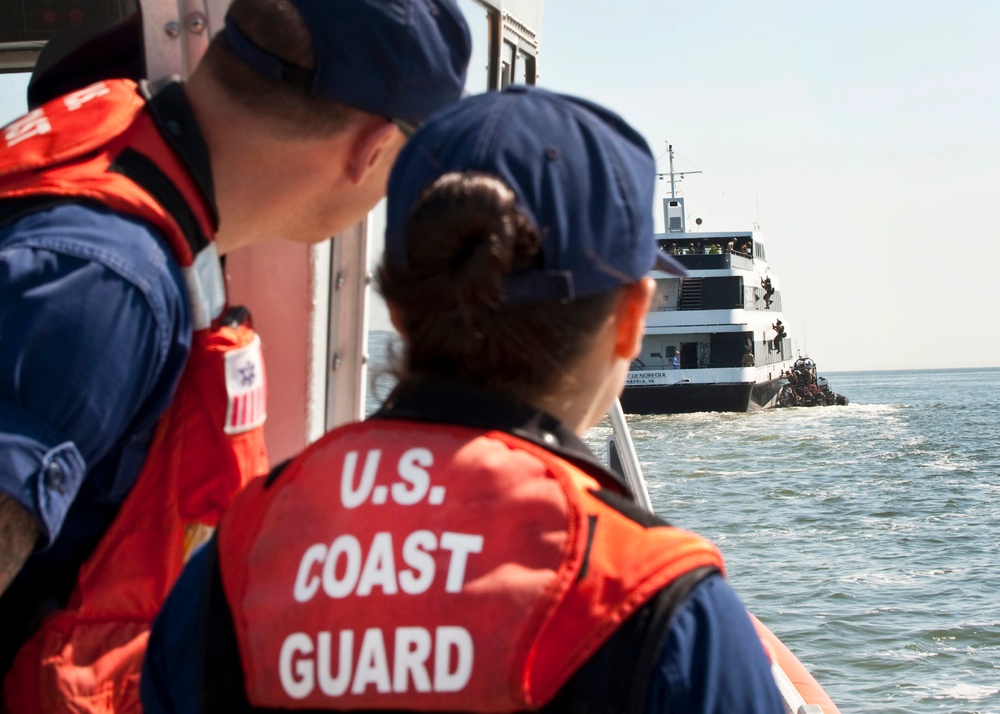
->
223, 335, 266, 435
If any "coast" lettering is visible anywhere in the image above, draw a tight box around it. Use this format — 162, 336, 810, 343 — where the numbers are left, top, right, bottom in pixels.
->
293, 530, 484, 601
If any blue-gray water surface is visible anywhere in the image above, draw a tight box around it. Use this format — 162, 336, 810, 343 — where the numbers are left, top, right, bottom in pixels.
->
584, 368, 1000, 714
368, 335, 999, 712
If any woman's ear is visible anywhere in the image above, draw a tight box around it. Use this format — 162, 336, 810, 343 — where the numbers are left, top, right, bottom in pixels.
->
386, 301, 408, 339
613, 278, 655, 360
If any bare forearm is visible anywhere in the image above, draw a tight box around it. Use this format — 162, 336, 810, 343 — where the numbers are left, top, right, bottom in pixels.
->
0, 494, 39, 596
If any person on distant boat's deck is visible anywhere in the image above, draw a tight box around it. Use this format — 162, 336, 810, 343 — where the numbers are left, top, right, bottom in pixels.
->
142, 85, 784, 714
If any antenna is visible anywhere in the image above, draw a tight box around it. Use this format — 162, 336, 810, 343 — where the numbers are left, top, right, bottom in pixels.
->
669, 144, 676, 199
656, 144, 701, 198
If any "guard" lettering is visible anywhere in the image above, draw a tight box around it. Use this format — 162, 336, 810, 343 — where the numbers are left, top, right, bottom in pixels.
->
279, 626, 473, 699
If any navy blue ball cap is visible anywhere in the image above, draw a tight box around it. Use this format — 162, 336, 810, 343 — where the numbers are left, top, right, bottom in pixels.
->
223, 0, 471, 126
385, 85, 686, 306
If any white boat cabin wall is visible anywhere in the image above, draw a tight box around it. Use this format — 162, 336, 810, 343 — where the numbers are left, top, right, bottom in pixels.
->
652, 198, 790, 362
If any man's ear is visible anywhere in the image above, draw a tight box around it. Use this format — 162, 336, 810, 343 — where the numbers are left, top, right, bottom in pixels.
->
613, 278, 655, 360
345, 118, 399, 186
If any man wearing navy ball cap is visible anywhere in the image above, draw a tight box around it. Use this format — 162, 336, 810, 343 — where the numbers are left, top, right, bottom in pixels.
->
140, 85, 782, 714
0, 0, 471, 708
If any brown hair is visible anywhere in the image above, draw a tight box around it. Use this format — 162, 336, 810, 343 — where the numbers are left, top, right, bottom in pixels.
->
377, 172, 622, 401
199, 0, 361, 137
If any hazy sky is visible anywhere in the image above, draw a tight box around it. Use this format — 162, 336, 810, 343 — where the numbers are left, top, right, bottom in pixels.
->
2, 1, 997, 371
534, 0, 999, 372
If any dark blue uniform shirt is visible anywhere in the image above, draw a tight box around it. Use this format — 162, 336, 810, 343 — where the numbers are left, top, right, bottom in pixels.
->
0, 202, 191, 671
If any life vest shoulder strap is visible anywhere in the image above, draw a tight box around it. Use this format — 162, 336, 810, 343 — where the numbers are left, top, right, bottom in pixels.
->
0, 147, 208, 261
108, 146, 209, 257
541, 565, 719, 714
0, 78, 224, 326
0, 78, 213, 268
522, 453, 725, 703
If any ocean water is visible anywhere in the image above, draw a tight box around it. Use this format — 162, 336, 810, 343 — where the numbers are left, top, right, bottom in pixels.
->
586, 368, 1000, 714
367, 335, 1000, 713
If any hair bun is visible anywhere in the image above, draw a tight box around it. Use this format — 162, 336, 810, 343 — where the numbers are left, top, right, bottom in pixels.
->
400, 172, 540, 307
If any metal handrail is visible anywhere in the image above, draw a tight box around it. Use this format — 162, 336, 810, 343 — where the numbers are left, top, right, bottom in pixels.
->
604, 400, 828, 713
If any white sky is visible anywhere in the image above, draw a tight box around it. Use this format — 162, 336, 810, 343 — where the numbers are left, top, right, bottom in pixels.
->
534, 0, 999, 372
2, 0, 997, 371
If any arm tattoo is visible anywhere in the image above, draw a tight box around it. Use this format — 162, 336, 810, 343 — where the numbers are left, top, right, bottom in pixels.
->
0, 494, 40, 596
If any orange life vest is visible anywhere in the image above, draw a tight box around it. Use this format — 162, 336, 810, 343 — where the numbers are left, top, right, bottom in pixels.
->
0, 79, 269, 713
217, 419, 723, 711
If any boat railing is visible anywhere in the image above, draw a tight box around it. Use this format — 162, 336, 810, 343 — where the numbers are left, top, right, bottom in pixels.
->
630, 344, 791, 371
650, 282, 781, 313
657, 238, 754, 261
656, 252, 754, 272
630, 361, 748, 371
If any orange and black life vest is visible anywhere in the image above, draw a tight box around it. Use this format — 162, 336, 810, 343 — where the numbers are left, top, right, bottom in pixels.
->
214, 418, 723, 711
0, 79, 269, 713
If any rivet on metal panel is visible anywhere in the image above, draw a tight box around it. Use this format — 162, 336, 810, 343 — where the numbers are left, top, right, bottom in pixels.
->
186, 13, 207, 33
332, 353, 342, 370
165, 21, 181, 38
335, 272, 346, 290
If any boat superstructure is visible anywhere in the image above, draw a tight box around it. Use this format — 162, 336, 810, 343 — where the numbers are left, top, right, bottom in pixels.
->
620, 150, 795, 414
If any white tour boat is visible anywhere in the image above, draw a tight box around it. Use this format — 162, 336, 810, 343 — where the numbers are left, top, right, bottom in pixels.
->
620, 147, 796, 414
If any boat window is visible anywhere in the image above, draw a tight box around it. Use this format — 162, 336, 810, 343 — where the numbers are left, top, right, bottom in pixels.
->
500, 38, 536, 86
498, 19, 536, 87
457, 0, 491, 94
463, 0, 539, 90
709, 332, 754, 369
698, 277, 743, 310
499, 39, 516, 87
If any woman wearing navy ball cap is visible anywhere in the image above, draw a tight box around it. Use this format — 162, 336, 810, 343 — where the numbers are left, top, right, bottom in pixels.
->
142, 86, 783, 713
